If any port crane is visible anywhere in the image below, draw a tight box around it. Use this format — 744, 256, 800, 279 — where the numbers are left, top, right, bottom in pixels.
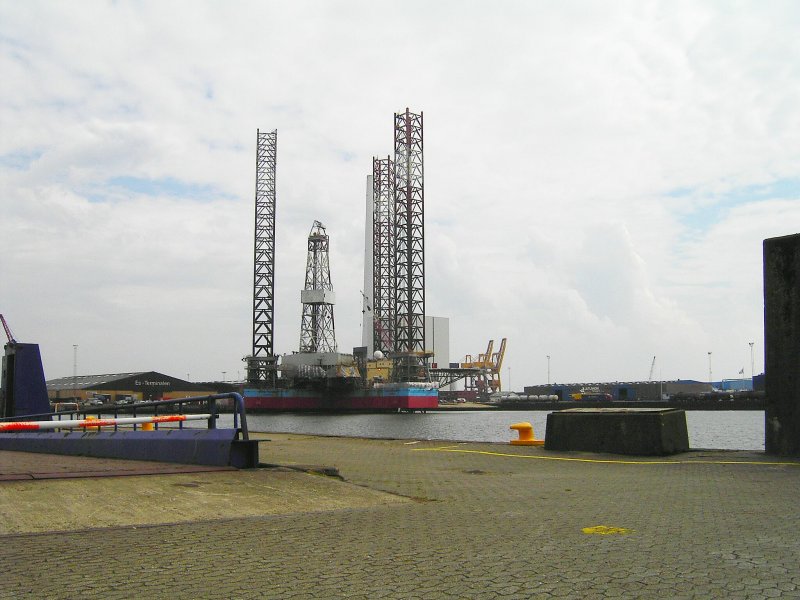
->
1, 314, 16, 345
648, 356, 656, 381
486, 338, 507, 393
462, 338, 507, 397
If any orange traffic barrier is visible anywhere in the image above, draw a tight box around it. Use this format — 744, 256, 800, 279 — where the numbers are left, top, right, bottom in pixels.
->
509, 422, 544, 446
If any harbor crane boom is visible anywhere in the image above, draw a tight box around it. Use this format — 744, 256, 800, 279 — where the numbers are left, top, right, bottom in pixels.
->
1, 314, 16, 345
649, 356, 656, 381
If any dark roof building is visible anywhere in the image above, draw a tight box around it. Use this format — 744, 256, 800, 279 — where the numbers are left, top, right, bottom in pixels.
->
46, 371, 215, 403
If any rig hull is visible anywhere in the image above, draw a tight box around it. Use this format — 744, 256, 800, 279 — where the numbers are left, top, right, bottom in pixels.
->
243, 386, 438, 412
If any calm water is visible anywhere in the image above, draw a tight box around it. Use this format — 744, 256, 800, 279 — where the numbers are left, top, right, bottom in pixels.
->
213, 410, 765, 451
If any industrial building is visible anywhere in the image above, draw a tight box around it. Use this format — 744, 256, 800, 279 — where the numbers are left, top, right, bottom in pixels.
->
46, 371, 216, 405
523, 380, 712, 402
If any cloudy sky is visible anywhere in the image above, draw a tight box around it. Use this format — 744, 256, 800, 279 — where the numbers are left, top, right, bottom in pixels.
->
2, 1, 798, 387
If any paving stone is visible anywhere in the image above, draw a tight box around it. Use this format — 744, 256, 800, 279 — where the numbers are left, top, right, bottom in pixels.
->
1, 436, 799, 598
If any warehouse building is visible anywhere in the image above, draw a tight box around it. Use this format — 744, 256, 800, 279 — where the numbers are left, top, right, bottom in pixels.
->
46, 371, 216, 405
523, 380, 712, 402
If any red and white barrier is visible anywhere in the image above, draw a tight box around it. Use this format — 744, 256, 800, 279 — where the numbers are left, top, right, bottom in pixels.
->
0, 414, 212, 432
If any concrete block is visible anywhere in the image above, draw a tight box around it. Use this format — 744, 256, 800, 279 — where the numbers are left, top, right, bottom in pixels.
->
0, 428, 259, 468
764, 233, 800, 455
544, 408, 690, 455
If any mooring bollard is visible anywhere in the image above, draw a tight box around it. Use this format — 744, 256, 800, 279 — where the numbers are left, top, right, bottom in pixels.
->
509, 421, 544, 446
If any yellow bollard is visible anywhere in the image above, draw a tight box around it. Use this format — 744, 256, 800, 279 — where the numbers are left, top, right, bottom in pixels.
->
141, 421, 154, 431
509, 422, 544, 446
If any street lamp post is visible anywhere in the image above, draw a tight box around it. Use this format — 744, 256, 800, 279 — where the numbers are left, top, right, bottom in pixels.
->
72, 344, 78, 402
708, 352, 713, 388
547, 355, 550, 386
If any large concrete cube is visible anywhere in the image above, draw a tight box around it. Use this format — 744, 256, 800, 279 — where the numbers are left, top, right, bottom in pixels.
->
545, 408, 690, 455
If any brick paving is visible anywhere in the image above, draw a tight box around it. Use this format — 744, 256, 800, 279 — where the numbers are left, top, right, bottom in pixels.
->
1, 434, 799, 599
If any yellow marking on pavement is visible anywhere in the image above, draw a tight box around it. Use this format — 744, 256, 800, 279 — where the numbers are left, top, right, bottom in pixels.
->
412, 446, 800, 467
583, 525, 633, 535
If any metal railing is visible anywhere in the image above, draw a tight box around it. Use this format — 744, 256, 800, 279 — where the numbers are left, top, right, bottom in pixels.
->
1, 393, 249, 440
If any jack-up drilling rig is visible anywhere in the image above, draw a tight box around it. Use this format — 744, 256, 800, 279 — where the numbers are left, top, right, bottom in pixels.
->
242, 110, 438, 412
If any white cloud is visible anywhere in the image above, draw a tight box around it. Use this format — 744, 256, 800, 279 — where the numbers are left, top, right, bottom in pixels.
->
1, 0, 799, 386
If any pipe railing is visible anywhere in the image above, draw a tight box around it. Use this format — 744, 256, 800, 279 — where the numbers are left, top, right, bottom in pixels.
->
0, 393, 249, 441
0, 414, 212, 432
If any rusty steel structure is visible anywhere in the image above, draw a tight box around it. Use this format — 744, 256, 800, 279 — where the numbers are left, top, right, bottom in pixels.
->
372, 156, 395, 354
299, 221, 337, 353
247, 129, 278, 384
393, 108, 425, 356
391, 108, 427, 382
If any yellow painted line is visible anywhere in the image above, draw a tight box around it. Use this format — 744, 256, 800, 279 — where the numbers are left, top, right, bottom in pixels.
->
582, 525, 633, 535
411, 446, 800, 467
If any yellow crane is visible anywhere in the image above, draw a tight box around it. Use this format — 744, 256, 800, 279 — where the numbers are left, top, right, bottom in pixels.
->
484, 338, 507, 393
462, 338, 507, 396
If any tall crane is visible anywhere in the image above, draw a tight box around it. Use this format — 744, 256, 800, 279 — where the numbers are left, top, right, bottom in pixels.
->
464, 338, 508, 396
649, 356, 656, 381
488, 338, 507, 393
1, 314, 16, 345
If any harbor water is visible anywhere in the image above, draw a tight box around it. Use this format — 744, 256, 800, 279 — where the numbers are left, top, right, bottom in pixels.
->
216, 410, 765, 451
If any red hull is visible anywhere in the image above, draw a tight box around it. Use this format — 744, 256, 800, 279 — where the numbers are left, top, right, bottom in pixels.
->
243, 388, 439, 412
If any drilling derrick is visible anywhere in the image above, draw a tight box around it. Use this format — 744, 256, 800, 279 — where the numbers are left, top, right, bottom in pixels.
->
372, 156, 395, 354
299, 221, 337, 353
393, 108, 427, 381
247, 129, 278, 384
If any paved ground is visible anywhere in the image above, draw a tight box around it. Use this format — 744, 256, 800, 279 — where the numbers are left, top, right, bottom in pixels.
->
1, 434, 799, 598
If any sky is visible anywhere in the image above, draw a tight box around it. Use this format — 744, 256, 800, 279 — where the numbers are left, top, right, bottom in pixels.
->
1, 0, 799, 387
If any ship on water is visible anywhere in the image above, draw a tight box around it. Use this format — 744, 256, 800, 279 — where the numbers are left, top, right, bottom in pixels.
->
243, 113, 439, 413
242, 218, 439, 412
242, 347, 439, 413
243, 113, 439, 412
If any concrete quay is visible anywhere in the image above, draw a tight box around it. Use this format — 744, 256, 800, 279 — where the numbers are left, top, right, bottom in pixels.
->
1, 433, 799, 599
